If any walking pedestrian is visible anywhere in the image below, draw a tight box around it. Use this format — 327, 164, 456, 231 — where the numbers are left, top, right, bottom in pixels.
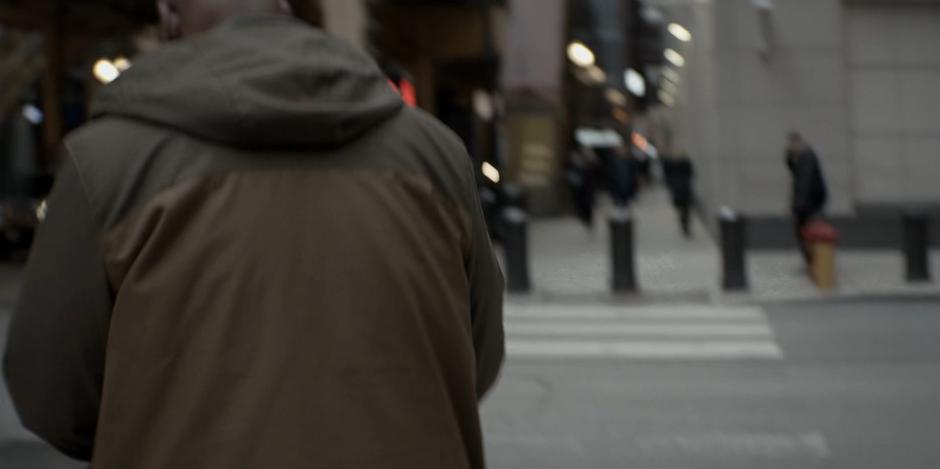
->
599, 145, 637, 207
662, 147, 696, 238
785, 131, 829, 263
3, 2, 505, 468
565, 139, 599, 228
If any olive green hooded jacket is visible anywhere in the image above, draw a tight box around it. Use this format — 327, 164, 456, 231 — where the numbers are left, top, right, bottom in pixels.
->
3, 15, 504, 469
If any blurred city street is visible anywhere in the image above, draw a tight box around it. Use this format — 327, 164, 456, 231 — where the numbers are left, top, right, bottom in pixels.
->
480, 185, 940, 467
518, 184, 940, 302
483, 297, 940, 469
3, 184, 940, 467
3, 270, 940, 468
2, 0, 940, 467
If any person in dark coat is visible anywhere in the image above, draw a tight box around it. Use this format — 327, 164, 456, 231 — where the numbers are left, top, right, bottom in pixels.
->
662, 148, 696, 238
3, 1, 504, 467
786, 132, 829, 262
598, 145, 637, 207
565, 140, 599, 228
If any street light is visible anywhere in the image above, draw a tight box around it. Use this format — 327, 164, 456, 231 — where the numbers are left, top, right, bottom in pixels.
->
482, 162, 501, 184
21, 104, 43, 125
668, 23, 692, 42
664, 48, 686, 67
624, 68, 646, 97
567, 41, 596, 68
93, 59, 121, 84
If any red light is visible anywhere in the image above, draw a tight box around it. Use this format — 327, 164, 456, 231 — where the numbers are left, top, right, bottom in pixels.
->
399, 80, 417, 107
388, 77, 417, 107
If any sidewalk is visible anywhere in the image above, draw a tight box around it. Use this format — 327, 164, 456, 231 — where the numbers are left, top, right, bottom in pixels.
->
525, 185, 717, 300
747, 250, 940, 302
515, 184, 940, 304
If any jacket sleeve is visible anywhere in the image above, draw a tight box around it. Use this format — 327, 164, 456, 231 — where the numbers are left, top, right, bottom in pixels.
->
3, 151, 112, 461
461, 159, 505, 400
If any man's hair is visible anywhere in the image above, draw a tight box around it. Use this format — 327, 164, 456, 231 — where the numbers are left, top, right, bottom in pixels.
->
288, 0, 325, 27
787, 131, 803, 143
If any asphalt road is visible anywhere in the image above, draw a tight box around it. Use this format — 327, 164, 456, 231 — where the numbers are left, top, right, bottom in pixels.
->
482, 298, 940, 469
1, 298, 939, 468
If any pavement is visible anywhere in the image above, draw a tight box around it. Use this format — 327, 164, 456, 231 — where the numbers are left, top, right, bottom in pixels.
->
519, 185, 940, 303
482, 297, 940, 468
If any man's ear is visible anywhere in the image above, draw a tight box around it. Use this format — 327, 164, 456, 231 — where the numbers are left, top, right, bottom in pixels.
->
157, 0, 183, 41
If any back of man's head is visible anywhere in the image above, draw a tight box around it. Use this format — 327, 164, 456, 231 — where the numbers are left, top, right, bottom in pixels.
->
156, 0, 299, 40
787, 131, 808, 152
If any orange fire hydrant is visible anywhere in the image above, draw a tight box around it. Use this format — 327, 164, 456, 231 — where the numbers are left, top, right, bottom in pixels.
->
802, 220, 839, 290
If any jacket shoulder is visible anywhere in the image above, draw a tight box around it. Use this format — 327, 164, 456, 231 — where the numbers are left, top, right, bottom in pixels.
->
63, 117, 182, 229
380, 107, 476, 206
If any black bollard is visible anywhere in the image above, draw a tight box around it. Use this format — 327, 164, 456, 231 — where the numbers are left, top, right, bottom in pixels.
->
902, 212, 931, 283
503, 208, 532, 293
609, 208, 638, 293
720, 209, 748, 291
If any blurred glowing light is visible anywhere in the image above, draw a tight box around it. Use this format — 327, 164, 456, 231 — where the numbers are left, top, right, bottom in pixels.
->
35, 200, 47, 222
93, 59, 120, 84
473, 90, 495, 121
661, 79, 679, 96
21, 104, 43, 125
576, 128, 624, 148
662, 67, 681, 85
567, 41, 596, 68
642, 6, 664, 24
658, 90, 676, 107
585, 65, 607, 84
632, 132, 650, 152
113, 56, 132, 71
613, 107, 631, 125
664, 49, 686, 67
482, 162, 501, 184
606, 88, 628, 107
668, 23, 692, 42
624, 68, 646, 97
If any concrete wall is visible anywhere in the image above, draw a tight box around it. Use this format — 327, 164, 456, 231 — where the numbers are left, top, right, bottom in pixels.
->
847, 3, 940, 207
710, 0, 852, 217
661, 0, 721, 224
321, 0, 368, 50
662, 0, 854, 226
659, 0, 940, 247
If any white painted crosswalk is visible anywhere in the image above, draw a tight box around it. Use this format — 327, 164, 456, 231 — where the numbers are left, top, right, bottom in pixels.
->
505, 304, 784, 361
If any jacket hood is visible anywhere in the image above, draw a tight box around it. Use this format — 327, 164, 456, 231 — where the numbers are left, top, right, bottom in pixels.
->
92, 16, 404, 149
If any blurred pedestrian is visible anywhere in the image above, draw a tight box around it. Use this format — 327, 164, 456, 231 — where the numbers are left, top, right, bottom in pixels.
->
565, 139, 599, 228
662, 147, 696, 238
785, 131, 829, 262
599, 145, 637, 207
3, 1, 504, 468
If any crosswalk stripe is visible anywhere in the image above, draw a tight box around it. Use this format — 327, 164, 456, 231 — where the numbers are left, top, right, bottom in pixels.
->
505, 305, 766, 321
503, 304, 784, 361
507, 340, 784, 360
505, 322, 773, 337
